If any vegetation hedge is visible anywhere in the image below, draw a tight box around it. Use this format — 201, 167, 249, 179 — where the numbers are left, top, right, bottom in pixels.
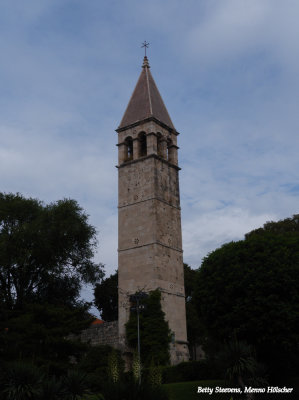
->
142, 360, 223, 384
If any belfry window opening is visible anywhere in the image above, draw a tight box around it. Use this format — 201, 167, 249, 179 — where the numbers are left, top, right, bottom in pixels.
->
138, 132, 147, 157
167, 138, 173, 162
157, 133, 163, 157
125, 136, 133, 161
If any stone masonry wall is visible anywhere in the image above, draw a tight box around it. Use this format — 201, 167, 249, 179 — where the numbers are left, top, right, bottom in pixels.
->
78, 321, 119, 349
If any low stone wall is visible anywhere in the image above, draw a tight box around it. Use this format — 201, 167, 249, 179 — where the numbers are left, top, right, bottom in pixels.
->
78, 321, 119, 349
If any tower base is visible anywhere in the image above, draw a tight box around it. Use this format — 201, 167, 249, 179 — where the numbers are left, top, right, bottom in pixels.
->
170, 341, 190, 365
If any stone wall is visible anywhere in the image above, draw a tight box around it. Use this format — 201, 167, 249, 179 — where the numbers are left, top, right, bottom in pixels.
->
78, 321, 119, 349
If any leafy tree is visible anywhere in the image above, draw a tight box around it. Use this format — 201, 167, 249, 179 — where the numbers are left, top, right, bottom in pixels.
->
194, 214, 299, 378
126, 290, 171, 366
183, 264, 201, 358
245, 214, 299, 237
184, 263, 198, 302
94, 271, 118, 321
0, 193, 103, 371
0, 192, 104, 311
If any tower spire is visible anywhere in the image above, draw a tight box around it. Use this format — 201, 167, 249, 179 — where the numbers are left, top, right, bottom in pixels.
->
118, 53, 175, 131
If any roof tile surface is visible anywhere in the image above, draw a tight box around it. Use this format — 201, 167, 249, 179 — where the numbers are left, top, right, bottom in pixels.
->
118, 57, 175, 130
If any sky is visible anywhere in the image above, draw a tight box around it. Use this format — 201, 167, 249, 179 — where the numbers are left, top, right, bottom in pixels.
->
1, 0, 298, 309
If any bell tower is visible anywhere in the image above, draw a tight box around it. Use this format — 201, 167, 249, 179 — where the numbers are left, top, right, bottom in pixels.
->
116, 56, 189, 364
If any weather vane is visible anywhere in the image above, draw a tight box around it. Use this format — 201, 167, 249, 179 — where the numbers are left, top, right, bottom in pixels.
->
141, 41, 149, 56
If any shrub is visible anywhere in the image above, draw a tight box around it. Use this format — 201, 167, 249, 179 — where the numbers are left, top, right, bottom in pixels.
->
0, 362, 42, 400
101, 378, 169, 400
63, 369, 91, 400
126, 290, 171, 366
39, 376, 65, 400
78, 345, 124, 391
161, 360, 223, 383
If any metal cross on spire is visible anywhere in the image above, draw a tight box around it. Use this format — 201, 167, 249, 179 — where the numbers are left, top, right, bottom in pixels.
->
141, 41, 149, 56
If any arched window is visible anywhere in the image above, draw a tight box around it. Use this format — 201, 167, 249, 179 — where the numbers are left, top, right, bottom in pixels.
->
138, 132, 147, 157
125, 136, 133, 161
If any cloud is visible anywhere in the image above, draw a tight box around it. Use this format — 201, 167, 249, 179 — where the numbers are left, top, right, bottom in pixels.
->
182, 206, 276, 267
186, 0, 269, 62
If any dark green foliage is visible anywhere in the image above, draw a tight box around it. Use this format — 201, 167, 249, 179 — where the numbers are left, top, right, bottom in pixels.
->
183, 264, 201, 358
0, 192, 103, 373
39, 376, 65, 400
217, 338, 268, 390
245, 214, 299, 237
0, 303, 90, 375
101, 378, 169, 400
78, 345, 124, 391
0, 362, 42, 400
0, 192, 104, 311
194, 214, 299, 378
0, 364, 95, 400
94, 271, 118, 321
160, 360, 223, 383
62, 369, 91, 400
126, 290, 171, 366
184, 263, 198, 302
147, 359, 162, 386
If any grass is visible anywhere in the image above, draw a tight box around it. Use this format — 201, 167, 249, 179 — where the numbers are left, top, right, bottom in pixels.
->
164, 380, 229, 400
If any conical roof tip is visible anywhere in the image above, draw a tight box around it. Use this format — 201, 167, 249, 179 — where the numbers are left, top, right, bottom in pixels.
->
142, 56, 150, 68
118, 57, 175, 130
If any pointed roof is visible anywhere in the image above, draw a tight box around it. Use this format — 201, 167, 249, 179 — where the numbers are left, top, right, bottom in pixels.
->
118, 56, 175, 131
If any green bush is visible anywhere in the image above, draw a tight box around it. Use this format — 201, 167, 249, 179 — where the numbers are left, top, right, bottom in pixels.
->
101, 378, 169, 400
78, 345, 124, 391
39, 376, 65, 400
161, 360, 223, 383
62, 369, 91, 400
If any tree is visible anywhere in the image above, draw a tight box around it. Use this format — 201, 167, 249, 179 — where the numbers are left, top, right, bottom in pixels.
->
94, 271, 118, 321
0, 192, 104, 310
183, 264, 201, 359
184, 263, 198, 302
126, 290, 171, 366
0, 193, 104, 371
194, 214, 299, 378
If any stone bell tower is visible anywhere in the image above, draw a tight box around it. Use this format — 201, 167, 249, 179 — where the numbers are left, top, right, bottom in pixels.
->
116, 56, 189, 364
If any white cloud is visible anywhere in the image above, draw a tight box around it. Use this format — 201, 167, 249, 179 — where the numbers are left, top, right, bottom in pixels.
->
186, 0, 269, 62
182, 207, 276, 267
